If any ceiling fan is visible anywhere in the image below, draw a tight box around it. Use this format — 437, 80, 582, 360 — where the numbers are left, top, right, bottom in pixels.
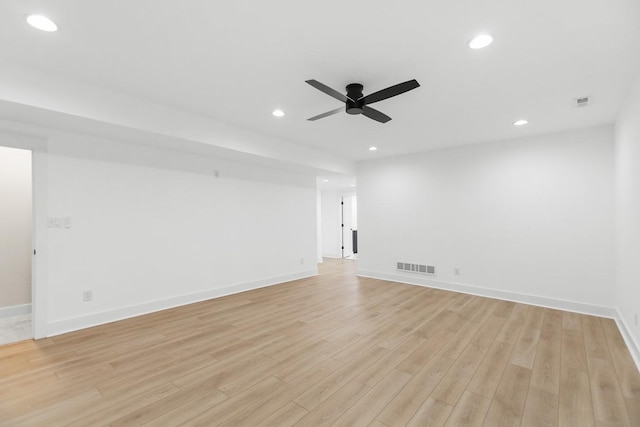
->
305, 79, 420, 123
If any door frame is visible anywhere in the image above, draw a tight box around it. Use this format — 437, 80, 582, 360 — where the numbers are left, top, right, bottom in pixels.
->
0, 130, 48, 339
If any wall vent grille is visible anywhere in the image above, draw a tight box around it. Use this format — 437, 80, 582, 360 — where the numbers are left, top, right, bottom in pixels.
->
574, 96, 591, 108
397, 262, 435, 275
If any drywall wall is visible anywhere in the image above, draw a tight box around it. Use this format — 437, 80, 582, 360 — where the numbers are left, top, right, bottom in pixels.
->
40, 130, 318, 334
358, 126, 615, 313
0, 146, 32, 310
615, 73, 640, 356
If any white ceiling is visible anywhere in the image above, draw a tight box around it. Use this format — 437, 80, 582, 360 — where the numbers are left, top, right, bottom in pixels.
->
0, 0, 639, 165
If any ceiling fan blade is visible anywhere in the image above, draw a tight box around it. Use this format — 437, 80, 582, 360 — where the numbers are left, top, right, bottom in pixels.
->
362, 106, 392, 123
305, 80, 349, 103
361, 79, 420, 105
308, 107, 343, 121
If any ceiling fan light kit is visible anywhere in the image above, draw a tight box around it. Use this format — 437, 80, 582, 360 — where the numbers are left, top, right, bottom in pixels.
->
306, 79, 420, 123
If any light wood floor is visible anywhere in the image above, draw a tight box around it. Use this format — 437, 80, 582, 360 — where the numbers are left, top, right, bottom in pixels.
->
1, 259, 639, 426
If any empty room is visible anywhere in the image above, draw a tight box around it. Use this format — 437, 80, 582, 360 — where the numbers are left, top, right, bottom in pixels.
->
1, 1, 639, 426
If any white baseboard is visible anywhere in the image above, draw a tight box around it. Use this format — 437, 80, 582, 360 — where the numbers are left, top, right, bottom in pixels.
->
357, 270, 617, 318
0, 304, 32, 318
46, 269, 318, 337
614, 309, 640, 373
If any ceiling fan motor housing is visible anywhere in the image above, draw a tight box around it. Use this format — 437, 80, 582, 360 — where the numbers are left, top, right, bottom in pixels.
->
346, 83, 364, 114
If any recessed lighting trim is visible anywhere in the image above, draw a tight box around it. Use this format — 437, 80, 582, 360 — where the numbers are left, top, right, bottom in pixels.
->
272, 109, 285, 117
369, 146, 378, 151
513, 119, 529, 126
26, 14, 58, 32
322, 179, 329, 182
469, 34, 493, 49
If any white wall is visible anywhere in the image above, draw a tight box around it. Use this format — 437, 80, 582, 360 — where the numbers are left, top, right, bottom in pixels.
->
358, 126, 615, 313
615, 73, 640, 356
0, 146, 32, 310
34, 130, 318, 335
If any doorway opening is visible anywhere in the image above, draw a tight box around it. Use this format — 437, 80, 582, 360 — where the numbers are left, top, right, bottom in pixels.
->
318, 176, 357, 262
341, 195, 357, 259
0, 146, 33, 345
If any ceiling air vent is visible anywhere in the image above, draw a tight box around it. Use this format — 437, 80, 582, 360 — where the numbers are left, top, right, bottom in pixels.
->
574, 96, 591, 108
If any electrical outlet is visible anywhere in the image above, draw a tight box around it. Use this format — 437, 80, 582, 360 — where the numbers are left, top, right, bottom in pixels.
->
82, 290, 93, 302
635, 313, 638, 327
300, 258, 304, 265
454, 268, 460, 276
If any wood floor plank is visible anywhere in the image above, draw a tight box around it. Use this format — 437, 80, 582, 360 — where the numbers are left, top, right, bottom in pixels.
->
217, 357, 344, 427
482, 363, 532, 427
64, 382, 180, 427
559, 327, 594, 427
587, 356, 632, 427
273, 332, 358, 383
141, 387, 230, 427
510, 306, 545, 369
293, 346, 388, 411
405, 397, 454, 427
495, 304, 530, 345
582, 315, 612, 360
355, 333, 425, 387
181, 376, 286, 426
109, 382, 227, 426
439, 300, 498, 360
520, 387, 559, 427
331, 369, 412, 427
493, 300, 517, 318
293, 380, 371, 427
256, 401, 308, 427
377, 352, 456, 426
1, 258, 639, 426
529, 309, 562, 394
562, 311, 583, 331
431, 343, 488, 406
472, 313, 507, 348
558, 369, 594, 427
396, 328, 455, 375
600, 318, 640, 424
467, 340, 514, 399
443, 390, 492, 427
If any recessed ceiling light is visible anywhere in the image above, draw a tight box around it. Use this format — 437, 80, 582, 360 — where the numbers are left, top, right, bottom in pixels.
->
350, 184, 356, 187
369, 146, 378, 151
513, 119, 529, 126
468, 34, 493, 49
322, 179, 329, 182
272, 109, 285, 117
26, 14, 58, 32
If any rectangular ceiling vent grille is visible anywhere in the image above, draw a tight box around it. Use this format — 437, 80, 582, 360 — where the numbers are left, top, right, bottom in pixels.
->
397, 262, 435, 275
574, 96, 591, 108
